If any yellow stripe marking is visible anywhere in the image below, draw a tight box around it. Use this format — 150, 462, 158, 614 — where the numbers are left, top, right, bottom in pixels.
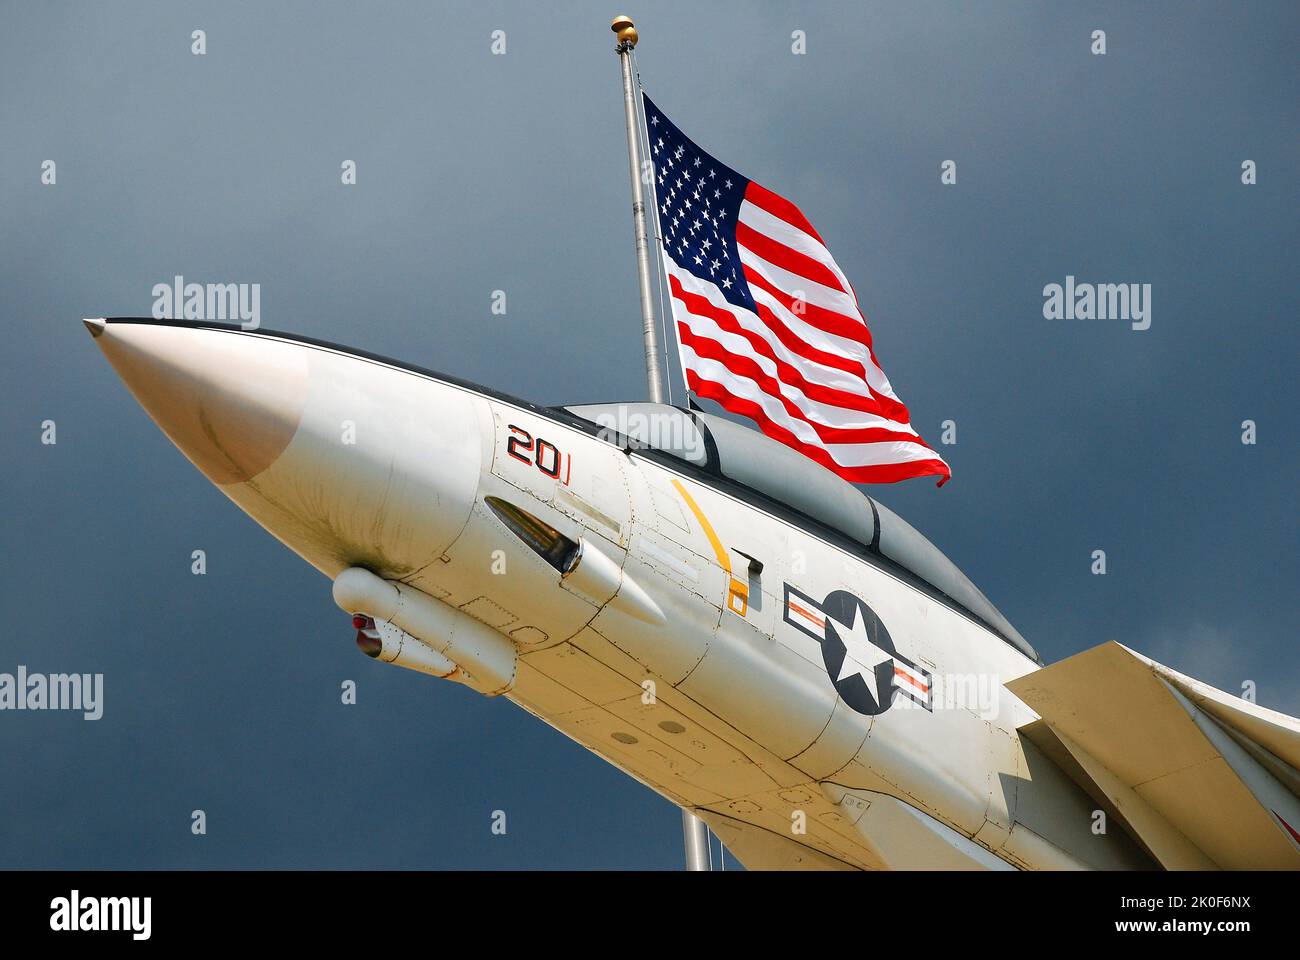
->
671, 477, 749, 616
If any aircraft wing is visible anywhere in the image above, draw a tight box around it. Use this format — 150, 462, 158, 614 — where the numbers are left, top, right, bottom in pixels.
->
1007, 640, 1300, 869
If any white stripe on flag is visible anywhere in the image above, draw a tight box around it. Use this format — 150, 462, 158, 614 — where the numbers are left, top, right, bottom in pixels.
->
738, 199, 858, 298
666, 263, 912, 420
679, 344, 944, 468
667, 265, 919, 435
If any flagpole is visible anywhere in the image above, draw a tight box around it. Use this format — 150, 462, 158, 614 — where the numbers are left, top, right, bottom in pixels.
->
612, 15, 665, 405
612, 14, 711, 872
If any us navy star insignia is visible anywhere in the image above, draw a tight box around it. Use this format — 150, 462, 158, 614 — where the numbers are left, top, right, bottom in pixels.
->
827, 608, 893, 682
781, 583, 935, 716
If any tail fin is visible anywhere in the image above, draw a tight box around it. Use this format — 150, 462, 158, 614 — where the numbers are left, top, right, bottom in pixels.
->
1007, 641, 1300, 870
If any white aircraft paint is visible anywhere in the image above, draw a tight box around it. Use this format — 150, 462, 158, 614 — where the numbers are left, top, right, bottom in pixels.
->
86, 319, 1299, 871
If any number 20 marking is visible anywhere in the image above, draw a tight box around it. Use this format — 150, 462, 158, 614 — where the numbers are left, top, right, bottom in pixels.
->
507, 425, 572, 485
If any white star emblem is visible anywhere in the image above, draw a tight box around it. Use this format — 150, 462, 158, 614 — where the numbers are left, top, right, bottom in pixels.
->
827, 610, 893, 684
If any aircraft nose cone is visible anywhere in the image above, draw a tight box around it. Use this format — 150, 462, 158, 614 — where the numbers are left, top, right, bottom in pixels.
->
87, 318, 484, 581
86, 320, 308, 485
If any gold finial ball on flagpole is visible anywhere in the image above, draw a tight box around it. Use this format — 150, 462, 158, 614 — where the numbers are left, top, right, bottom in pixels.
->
611, 15, 638, 49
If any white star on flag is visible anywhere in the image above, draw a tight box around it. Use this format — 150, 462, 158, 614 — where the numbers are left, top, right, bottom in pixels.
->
828, 610, 893, 684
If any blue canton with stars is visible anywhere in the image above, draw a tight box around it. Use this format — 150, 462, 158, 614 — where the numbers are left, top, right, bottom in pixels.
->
643, 94, 756, 314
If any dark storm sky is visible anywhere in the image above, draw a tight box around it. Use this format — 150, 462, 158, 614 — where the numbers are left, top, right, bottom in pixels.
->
1, 1, 1295, 868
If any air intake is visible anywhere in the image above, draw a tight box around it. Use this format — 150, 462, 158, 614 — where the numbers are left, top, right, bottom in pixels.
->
484, 496, 580, 573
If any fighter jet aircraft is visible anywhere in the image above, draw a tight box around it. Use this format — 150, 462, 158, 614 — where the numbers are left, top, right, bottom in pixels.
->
84, 316, 1300, 869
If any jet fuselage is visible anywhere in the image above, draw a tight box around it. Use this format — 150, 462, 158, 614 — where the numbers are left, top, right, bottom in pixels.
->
87, 318, 1153, 870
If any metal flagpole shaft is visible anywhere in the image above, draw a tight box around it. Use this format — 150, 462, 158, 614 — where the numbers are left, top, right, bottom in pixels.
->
680, 808, 711, 871
612, 15, 665, 405
612, 15, 709, 871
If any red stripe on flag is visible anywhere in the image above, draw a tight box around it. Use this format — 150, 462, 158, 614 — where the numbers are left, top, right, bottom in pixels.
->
678, 323, 935, 448
735, 221, 845, 294
742, 275, 912, 426
744, 181, 826, 245
669, 275, 897, 419
744, 265, 876, 351
741, 294, 872, 379
685, 370, 951, 486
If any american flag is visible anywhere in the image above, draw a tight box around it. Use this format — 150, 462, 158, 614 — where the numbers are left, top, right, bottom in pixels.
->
643, 93, 950, 486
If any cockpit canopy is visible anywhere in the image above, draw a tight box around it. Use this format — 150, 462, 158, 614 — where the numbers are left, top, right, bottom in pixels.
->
561, 402, 1038, 664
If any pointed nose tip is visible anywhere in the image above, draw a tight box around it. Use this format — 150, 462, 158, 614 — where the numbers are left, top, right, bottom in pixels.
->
89, 321, 309, 485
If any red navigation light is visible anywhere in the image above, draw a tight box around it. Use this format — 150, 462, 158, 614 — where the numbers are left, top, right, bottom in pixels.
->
351, 614, 371, 630
355, 629, 383, 658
